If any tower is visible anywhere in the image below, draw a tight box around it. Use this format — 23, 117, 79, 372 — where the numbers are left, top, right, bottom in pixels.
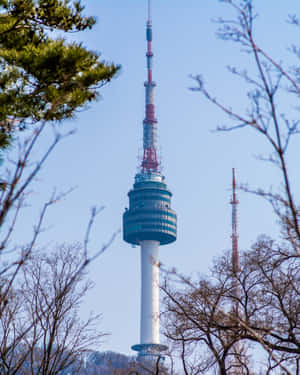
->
229, 168, 243, 374
123, 0, 177, 359
231, 168, 239, 279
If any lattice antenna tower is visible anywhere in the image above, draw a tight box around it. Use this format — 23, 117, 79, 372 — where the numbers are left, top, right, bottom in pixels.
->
229, 169, 246, 375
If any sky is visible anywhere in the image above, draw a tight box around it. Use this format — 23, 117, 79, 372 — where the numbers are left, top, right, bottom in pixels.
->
9, 0, 300, 357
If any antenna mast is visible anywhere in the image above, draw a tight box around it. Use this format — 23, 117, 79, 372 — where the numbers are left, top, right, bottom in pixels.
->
229, 169, 244, 374
141, 0, 158, 172
148, 0, 151, 22
231, 168, 239, 273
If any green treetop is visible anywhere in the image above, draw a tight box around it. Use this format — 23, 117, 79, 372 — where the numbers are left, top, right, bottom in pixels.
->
0, 0, 119, 150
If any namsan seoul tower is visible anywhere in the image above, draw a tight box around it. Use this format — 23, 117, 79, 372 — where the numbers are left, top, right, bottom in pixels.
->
123, 0, 177, 359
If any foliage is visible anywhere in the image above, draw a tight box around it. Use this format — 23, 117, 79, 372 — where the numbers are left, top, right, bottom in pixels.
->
0, 0, 119, 151
0, 0, 119, 262
0, 2, 119, 374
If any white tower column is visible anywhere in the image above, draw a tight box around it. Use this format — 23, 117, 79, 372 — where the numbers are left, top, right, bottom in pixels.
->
140, 240, 160, 345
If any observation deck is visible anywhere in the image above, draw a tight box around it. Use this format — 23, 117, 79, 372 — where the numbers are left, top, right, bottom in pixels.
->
123, 172, 177, 245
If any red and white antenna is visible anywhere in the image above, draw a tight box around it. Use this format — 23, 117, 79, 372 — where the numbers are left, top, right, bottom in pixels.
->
229, 169, 244, 374
141, 0, 159, 173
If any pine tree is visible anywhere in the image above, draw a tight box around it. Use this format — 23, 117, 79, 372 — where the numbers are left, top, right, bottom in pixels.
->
0, 0, 119, 151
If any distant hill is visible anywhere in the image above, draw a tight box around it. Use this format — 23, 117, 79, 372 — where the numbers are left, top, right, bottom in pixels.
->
60, 350, 159, 375
82, 351, 135, 374
11, 348, 166, 375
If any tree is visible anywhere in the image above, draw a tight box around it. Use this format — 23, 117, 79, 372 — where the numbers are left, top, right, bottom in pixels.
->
0, 0, 119, 152
192, 0, 300, 246
162, 1, 300, 374
0, 0, 119, 313
162, 264, 252, 375
0, 2, 119, 373
0, 243, 104, 375
0, 0, 119, 224
59, 351, 170, 375
162, 242, 299, 375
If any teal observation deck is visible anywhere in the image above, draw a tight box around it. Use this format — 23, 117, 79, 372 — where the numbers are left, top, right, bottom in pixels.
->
123, 172, 177, 245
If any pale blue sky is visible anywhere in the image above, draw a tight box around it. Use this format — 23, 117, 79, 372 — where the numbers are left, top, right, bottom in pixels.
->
11, 0, 300, 356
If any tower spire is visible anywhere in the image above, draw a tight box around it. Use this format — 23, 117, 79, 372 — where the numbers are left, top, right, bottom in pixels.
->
142, 0, 158, 172
148, 0, 151, 22
229, 169, 244, 374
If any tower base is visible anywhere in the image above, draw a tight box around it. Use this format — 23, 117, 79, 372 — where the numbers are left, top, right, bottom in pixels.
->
132, 343, 168, 360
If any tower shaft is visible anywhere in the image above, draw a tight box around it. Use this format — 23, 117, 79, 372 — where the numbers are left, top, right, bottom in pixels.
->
140, 240, 159, 345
